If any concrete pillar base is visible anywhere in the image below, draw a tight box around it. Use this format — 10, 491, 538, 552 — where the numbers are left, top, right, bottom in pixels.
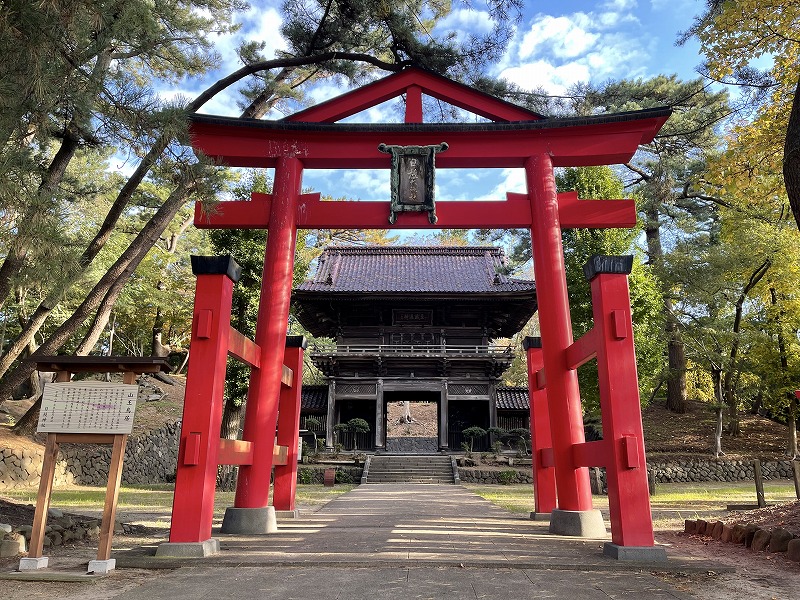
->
155, 538, 220, 558
549, 508, 607, 538
603, 542, 668, 562
529, 512, 551, 521
87, 559, 116, 574
275, 509, 300, 520
221, 506, 277, 534
18, 556, 49, 570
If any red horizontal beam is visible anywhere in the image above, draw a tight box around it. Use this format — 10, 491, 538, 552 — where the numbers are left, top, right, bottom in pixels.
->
558, 191, 636, 228
573, 440, 609, 468
189, 119, 666, 170
565, 327, 599, 371
218, 439, 253, 466
228, 326, 260, 368
194, 192, 635, 231
194, 194, 532, 230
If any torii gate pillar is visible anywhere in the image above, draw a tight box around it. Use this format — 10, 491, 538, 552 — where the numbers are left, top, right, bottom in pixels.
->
526, 154, 605, 537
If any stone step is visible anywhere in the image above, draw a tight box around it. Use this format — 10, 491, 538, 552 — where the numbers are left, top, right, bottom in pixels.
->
366, 478, 454, 484
365, 454, 455, 484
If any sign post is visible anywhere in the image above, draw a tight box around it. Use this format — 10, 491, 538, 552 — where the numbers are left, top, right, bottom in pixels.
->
18, 357, 170, 574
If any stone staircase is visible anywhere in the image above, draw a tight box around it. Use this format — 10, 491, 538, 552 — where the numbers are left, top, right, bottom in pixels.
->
363, 454, 456, 484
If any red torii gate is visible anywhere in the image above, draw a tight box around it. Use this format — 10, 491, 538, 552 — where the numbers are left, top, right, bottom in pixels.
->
160, 68, 671, 561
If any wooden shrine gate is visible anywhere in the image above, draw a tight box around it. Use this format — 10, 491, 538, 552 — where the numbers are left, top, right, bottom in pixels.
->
161, 68, 671, 561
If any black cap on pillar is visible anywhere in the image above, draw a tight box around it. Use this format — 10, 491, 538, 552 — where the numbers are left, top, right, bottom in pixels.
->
285, 336, 308, 349
522, 336, 542, 351
190, 255, 242, 282
583, 255, 633, 282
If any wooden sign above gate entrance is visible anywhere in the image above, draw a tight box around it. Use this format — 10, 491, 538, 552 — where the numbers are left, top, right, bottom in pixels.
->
378, 142, 448, 224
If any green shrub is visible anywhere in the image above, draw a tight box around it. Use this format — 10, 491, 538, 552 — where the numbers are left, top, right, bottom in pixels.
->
298, 468, 313, 484
335, 469, 354, 484
498, 470, 517, 485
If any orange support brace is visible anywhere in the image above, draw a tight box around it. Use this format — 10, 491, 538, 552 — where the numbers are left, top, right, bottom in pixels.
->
523, 337, 557, 516
168, 255, 241, 543
273, 337, 306, 511
585, 255, 656, 549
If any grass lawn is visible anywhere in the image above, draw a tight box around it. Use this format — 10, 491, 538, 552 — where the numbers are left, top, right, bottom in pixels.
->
1, 484, 355, 529
464, 480, 799, 530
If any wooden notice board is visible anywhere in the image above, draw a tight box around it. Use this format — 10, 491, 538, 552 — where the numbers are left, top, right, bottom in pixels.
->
23, 357, 170, 571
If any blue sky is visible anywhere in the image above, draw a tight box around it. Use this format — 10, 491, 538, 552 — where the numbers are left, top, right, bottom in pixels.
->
169, 0, 709, 205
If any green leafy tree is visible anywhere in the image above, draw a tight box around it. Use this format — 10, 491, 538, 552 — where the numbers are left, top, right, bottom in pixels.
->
0, 0, 522, 405
556, 166, 663, 413
680, 1, 800, 233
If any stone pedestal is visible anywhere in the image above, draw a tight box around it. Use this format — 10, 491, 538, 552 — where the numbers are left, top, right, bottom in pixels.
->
88, 558, 116, 574
220, 506, 277, 534
549, 509, 606, 538
19, 556, 49, 570
603, 542, 668, 562
155, 538, 220, 558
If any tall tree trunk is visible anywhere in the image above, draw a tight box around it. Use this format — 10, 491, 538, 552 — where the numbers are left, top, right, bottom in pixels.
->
711, 366, 724, 457
150, 305, 170, 357
0, 49, 114, 309
789, 395, 799, 460
724, 259, 771, 436
644, 203, 687, 412
785, 74, 800, 231
0, 180, 195, 401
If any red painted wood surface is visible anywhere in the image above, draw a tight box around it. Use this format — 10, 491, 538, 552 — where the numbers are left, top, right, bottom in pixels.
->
234, 157, 302, 509
590, 269, 655, 547
188, 118, 665, 170
525, 154, 593, 513
227, 326, 260, 368
217, 439, 253, 466
526, 345, 557, 515
284, 67, 542, 124
194, 192, 636, 232
169, 272, 234, 543
273, 345, 304, 511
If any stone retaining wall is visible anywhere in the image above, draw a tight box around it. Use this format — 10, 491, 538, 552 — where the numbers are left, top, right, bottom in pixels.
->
459, 458, 798, 486
458, 467, 533, 484
647, 458, 796, 483
0, 422, 180, 489
3, 426, 796, 490
385, 437, 438, 454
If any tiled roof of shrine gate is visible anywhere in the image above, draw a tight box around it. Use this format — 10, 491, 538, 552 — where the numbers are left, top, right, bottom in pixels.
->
300, 385, 530, 412
296, 246, 535, 295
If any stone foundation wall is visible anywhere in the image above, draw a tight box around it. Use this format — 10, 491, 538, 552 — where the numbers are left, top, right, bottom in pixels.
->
647, 458, 796, 483
0, 422, 180, 489
385, 437, 438, 454
459, 458, 798, 487
458, 467, 533, 484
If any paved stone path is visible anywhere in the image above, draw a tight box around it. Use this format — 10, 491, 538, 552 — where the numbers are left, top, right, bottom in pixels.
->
106, 484, 716, 599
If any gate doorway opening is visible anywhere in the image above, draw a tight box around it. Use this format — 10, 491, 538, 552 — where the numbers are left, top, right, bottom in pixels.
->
449, 400, 491, 452
337, 399, 376, 451
384, 390, 440, 453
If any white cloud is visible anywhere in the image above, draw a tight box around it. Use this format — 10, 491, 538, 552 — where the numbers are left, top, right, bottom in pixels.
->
434, 8, 495, 35
500, 60, 590, 95
519, 15, 598, 60
603, 0, 638, 11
